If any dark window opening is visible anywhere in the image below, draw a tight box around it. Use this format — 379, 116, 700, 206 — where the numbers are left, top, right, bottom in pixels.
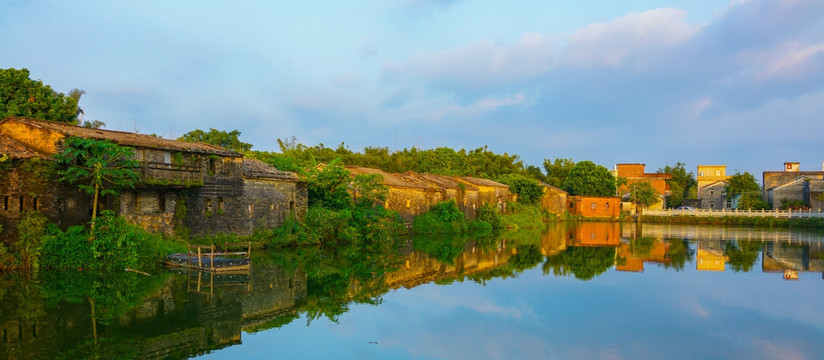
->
217, 197, 224, 214
158, 193, 166, 212
209, 158, 217, 175
32, 197, 38, 211
31, 324, 36, 338
289, 201, 295, 211
19, 196, 24, 213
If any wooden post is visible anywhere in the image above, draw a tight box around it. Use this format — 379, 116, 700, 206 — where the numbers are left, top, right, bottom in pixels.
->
210, 244, 215, 271
197, 247, 202, 268
187, 244, 192, 267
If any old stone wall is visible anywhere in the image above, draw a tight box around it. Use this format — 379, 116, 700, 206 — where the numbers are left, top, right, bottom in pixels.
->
769, 182, 806, 209
385, 187, 443, 222
804, 180, 824, 210
0, 160, 90, 241
698, 182, 726, 209
540, 187, 567, 214
763, 171, 824, 198
118, 189, 178, 236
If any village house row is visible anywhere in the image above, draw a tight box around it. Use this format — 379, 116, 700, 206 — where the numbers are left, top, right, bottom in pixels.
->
2, 116, 821, 240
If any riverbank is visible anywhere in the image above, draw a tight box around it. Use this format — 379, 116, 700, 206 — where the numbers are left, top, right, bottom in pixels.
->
639, 215, 824, 229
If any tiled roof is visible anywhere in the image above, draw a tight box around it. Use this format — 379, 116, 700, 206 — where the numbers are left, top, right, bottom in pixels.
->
242, 158, 299, 181
0, 135, 47, 159
346, 166, 432, 189
458, 176, 509, 189
409, 172, 479, 191
1, 116, 241, 157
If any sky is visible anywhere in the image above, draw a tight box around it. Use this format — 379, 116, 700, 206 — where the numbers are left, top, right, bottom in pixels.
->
2, 0, 823, 177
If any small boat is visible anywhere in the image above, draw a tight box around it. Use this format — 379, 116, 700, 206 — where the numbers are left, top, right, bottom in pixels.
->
165, 243, 251, 272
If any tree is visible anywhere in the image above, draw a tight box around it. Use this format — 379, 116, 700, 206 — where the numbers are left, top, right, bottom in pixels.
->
0, 68, 82, 123
54, 137, 141, 229
497, 173, 544, 205
726, 172, 768, 210
563, 161, 616, 197
543, 158, 575, 188
628, 181, 659, 213
657, 162, 697, 208
178, 128, 252, 152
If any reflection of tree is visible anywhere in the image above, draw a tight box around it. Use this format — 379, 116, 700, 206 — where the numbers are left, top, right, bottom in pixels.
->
724, 241, 762, 272
663, 239, 694, 271
630, 236, 656, 256
543, 246, 616, 281
412, 234, 467, 265
508, 245, 543, 272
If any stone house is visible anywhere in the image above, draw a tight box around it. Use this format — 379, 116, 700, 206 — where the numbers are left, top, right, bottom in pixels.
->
763, 162, 824, 209
346, 166, 441, 222
697, 180, 728, 209
455, 177, 511, 213
566, 196, 620, 219
408, 172, 480, 219
0, 116, 306, 238
539, 183, 567, 215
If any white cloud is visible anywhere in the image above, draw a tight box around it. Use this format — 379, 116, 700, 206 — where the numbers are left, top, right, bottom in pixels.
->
756, 42, 824, 80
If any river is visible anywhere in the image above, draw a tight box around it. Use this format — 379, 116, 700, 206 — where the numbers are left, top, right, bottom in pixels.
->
1, 222, 823, 359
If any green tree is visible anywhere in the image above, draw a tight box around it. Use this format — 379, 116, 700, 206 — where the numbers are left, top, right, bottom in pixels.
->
0, 68, 82, 123
724, 241, 761, 272
563, 160, 616, 197
178, 128, 253, 152
543, 158, 575, 188
304, 160, 353, 211
657, 162, 697, 208
726, 172, 768, 210
628, 181, 659, 213
54, 137, 141, 227
497, 173, 544, 205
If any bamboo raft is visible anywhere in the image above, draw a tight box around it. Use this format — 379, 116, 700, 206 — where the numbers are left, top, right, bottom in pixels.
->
164, 243, 252, 272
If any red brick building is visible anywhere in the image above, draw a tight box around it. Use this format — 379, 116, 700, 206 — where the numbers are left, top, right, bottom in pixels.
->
614, 163, 671, 196
567, 196, 620, 218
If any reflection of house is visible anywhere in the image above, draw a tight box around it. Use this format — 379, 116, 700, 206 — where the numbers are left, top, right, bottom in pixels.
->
0, 116, 307, 238
696, 240, 727, 271
614, 163, 671, 209
539, 183, 567, 215
567, 196, 620, 219
763, 162, 824, 209
762, 242, 810, 273
566, 222, 620, 247
615, 239, 669, 272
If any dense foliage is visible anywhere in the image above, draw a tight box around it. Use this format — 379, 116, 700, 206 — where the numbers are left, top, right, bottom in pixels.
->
628, 181, 659, 212
178, 128, 253, 152
563, 160, 617, 197
657, 162, 697, 208
543, 158, 575, 188
497, 173, 544, 205
54, 137, 141, 222
0, 68, 82, 123
726, 172, 769, 210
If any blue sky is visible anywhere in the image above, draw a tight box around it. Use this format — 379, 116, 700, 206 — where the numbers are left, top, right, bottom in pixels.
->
2, 0, 823, 176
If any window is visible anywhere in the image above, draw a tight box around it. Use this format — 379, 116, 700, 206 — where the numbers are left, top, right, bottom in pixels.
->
163, 152, 172, 164
135, 149, 144, 162
699, 172, 704, 177
209, 157, 217, 175
205, 198, 212, 215
591, 203, 597, 210
32, 197, 37, 211
710, 203, 715, 209
248, 204, 254, 217
710, 190, 714, 196
19, 196, 23, 213
715, 170, 721, 176
406, 198, 411, 208
290, 201, 295, 211
158, 193, 166, 212
218, 198, 224, 213
606, 203, 610, 209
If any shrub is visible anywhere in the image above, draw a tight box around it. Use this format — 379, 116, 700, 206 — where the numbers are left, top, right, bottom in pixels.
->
41, 225, 94, 270
476, 203, 502, 229
13, 210, 50, 270
412, 200, 468, 234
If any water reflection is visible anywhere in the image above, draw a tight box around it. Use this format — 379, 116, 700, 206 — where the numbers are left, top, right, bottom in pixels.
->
1, 223, 824, 359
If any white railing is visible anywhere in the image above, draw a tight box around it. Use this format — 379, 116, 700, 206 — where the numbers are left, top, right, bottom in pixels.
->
644, 208, 824, 219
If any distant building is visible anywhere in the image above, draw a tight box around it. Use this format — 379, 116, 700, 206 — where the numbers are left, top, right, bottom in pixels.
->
614, 163, 670, 209
696, 165, 730, 209
762, 162, 824, 209
539, 183, 568, 215
567, 196, 620, 219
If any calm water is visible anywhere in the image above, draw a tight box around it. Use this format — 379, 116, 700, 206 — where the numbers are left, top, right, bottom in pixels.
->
2, 223, 823, 360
